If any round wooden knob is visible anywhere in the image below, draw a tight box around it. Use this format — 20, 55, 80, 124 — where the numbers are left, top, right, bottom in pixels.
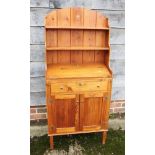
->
79, 83, 84, 86
60, 87, 63, 90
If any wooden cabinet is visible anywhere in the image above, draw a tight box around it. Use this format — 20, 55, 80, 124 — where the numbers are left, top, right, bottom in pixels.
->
45, 8, 112, 149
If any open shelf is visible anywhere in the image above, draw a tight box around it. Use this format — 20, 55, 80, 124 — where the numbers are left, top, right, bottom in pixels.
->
46, 47, 109, 51
45, 26, 109, 30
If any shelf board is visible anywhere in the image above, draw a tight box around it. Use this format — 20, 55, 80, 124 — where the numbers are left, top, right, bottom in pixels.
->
46, 47, 109, 51
45, 26, 109, 30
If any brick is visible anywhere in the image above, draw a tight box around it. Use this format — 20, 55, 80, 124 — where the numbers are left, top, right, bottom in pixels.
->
115, 102, 122, 107
30, 108, 36, 114
30, 114, 36, 120
37, 108, 47, 113
30, 113, 47, 120
110, 108, 114, 114
110, 102, 116, 108
113, 107, 125, 113
122, 103, 125, 107
110, 101, 123, 108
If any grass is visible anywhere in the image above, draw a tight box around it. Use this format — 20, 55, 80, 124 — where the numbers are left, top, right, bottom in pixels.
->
30, 129, 125, 155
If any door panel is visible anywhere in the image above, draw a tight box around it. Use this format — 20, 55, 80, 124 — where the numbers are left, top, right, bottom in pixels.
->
47, 94, 79, 134
83, 97, 102, 127
79, 92, 111, 131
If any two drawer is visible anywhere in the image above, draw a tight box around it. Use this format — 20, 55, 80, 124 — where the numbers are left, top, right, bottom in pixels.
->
50, 79, 111, 94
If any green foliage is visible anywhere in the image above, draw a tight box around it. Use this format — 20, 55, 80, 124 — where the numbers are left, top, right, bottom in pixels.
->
30, 129, 125, 155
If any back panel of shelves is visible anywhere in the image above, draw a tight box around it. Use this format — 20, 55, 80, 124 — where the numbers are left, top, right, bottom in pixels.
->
45, 8, 110, 68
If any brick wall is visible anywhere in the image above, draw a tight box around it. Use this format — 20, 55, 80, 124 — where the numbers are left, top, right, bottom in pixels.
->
30, 100, 125, 121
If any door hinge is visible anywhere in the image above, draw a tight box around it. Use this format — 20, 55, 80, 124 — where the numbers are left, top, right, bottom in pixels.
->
103, 96, 108, 100
48, 98, 53, 104
50, 125, 55, 131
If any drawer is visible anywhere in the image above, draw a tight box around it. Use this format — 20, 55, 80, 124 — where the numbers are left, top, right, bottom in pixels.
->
50, 79, 111, 94
77, 80, 109, 92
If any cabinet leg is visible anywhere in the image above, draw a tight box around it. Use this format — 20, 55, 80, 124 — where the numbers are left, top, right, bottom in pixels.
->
50, 136, 54, 149
102, 131, 107, 144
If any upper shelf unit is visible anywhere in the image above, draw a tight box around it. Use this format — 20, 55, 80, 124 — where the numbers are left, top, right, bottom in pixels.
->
45, 8, 111, 65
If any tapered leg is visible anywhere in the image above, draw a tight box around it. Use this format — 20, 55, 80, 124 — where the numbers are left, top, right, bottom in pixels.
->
50, 136, 54, 149
102, 131, 107, 144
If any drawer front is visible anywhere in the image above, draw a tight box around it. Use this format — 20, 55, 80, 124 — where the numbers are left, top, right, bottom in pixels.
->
50, 79, 111, 94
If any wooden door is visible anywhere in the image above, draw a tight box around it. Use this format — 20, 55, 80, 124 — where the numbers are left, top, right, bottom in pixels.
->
79, 92, 111, 131
47, 92, 79, 135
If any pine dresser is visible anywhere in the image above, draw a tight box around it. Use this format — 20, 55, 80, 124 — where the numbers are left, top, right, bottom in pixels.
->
44, 7, 113, 149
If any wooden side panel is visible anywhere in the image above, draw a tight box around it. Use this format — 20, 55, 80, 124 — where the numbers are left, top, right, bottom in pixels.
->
46, 84, 56, 134
70, 8, 83, 64
57, 8, 70, 64
101, 92, 111, 129
104, 50, 110, 67
83, 9, 96, 63
96, 12, 107, 48
96, 12, 108, 27
95, 30, 106, 47
95, 12, 109, 63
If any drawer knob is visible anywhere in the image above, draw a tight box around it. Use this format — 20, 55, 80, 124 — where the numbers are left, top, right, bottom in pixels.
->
79, 83, 82, 86
60, 87, 63, 90
79, 83, 85, 86
97, 85, 100, 88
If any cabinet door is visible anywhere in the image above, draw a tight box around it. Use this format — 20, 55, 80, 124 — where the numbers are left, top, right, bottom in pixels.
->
47, 92, 79, 135
79, 92, 111, 131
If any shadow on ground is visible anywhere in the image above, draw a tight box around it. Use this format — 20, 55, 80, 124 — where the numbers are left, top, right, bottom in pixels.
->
30, 128, 125, 155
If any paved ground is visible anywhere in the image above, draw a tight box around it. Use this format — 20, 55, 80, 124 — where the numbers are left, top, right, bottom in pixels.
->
30, 118, 125, 137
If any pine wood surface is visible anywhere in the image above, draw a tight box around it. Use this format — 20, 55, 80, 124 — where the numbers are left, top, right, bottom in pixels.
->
46, 63, 112, 79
